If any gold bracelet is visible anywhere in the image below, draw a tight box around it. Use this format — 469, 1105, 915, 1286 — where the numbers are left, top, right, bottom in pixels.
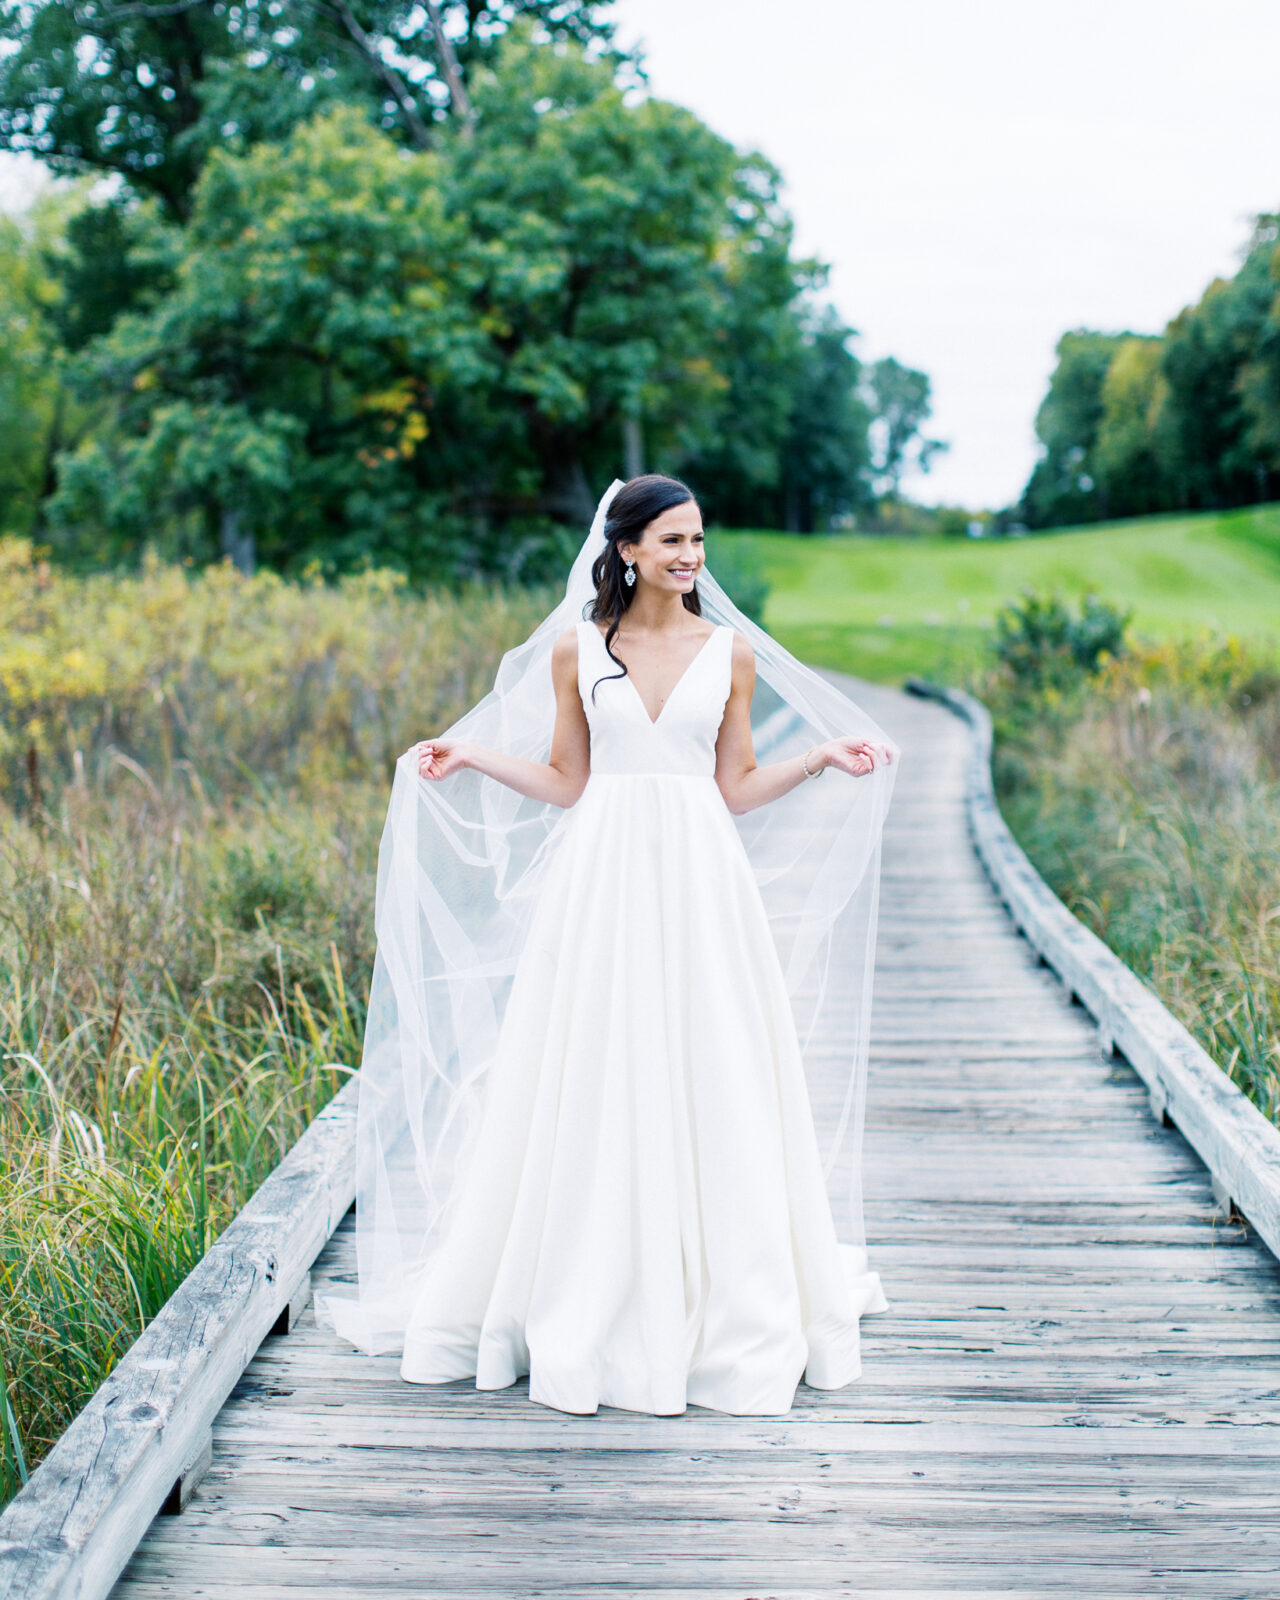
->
802, 747, 824, 779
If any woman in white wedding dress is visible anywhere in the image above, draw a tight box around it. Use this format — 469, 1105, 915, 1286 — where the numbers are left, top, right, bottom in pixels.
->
313, 474, 899, 1418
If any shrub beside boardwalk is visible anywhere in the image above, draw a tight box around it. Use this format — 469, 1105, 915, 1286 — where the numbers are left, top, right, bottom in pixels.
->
989, 632, 1280, 1127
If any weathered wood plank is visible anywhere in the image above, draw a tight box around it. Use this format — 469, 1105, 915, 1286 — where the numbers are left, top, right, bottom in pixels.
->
86, 677, 1280, 1595
106, 1588, 1280, 1600
905, 677, 1280, 1256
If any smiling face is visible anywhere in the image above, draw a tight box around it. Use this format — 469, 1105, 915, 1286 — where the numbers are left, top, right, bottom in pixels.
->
619, 501, 705, 595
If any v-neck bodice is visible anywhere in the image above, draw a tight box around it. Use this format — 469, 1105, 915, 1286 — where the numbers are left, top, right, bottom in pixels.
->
576, 620, 734, 777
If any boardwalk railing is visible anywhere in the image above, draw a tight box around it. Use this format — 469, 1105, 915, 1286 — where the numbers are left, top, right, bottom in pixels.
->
0, 1075, 359, 1600
6, 677, 1280, 1597
906, 677, 1280, 1261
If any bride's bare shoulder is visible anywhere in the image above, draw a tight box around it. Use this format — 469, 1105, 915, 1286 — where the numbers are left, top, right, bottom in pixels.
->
552, 623, 580, 663
727, 628, 757, 686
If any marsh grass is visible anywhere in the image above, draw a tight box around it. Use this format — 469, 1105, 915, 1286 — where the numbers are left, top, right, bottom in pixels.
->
984, 631, 1280, 1122
0, 539, 549, 1506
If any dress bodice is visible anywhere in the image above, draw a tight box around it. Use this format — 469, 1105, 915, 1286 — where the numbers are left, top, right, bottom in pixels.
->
575, 619, 734, 777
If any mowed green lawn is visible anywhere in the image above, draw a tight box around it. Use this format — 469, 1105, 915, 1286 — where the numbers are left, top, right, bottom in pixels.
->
720, 502, 1280, 684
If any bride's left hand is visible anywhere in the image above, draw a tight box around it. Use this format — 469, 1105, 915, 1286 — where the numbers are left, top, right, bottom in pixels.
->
817, 737, 894, 777
410, 738, 470, 780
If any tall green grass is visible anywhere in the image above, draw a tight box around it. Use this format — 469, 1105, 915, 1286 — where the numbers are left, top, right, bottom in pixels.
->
982, 630, 1280, 1123
0, 539, 549, 1507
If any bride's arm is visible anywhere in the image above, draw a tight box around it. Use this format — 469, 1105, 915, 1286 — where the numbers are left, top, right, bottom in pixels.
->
714, 632, 893, 816
413, 627, 590, 807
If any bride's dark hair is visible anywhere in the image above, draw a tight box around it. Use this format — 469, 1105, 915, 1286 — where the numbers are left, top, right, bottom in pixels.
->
586, 473, 702, 703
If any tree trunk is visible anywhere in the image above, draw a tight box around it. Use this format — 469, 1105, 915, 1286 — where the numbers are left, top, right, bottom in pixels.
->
31, 384, 67, 533
783, 478, 799, 533
622, 414, 644, 480
334, 1, 434, 149
219, 507, 256, 574
425, 0, 476, 138
545, 458, 597, 528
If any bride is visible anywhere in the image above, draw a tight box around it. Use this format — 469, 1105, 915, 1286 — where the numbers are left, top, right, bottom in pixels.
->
314, 473, 900, 1418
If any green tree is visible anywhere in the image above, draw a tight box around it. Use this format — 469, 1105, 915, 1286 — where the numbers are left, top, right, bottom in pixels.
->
48, 104, 469, 574
1239, 216, 1280, 475
0, 210, 56, 532
678, 284, 876, 534
14, 9, 923, 561
864, 354, 946, 503
1092, 335, 1170, 518
438, 27, 757, 534
0, 0, 631, 222
48, 28, 854, 573
1021, 329, 1129, 527
1159, 216, 1280, 509
775, 300, 874, 531
660, 153, 811, 532
0, 186, 99, 536
1023, 214, 1280, 529
41, 194, 177, 351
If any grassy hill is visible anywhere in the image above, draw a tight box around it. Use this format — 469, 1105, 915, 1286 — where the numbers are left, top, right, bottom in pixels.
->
723, 502, 1280, 684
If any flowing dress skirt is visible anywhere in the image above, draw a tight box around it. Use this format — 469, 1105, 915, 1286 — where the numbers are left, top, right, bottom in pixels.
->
399, 770, 886, 1416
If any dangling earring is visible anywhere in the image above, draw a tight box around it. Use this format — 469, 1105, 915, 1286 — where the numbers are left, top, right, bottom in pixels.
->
623, 560, 636, 587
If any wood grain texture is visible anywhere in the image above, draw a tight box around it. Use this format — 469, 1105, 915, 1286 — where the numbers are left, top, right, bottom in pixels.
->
905, 676, 1280, 1258
97, 677, 1280, 1597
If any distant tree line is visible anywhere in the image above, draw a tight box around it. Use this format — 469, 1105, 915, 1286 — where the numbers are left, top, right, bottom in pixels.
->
1020, 214, 1280, 528
0, 0, 943, 579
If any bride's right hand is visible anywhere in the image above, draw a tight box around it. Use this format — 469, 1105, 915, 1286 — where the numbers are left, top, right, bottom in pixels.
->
413, 739, 470, 780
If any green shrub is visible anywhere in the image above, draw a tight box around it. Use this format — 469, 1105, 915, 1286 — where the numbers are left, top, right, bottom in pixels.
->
982, 621, 1280, 1123
993, 587, 1132, 692
706, 536, 770, 624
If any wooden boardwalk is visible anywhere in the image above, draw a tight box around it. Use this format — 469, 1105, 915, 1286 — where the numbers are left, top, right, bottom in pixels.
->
110, 680, 1280, 1598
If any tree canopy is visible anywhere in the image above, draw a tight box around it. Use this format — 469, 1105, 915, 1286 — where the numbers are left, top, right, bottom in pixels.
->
1020, 216, 1280, 528
0, 1, 631, 220
1, 2, 944, 572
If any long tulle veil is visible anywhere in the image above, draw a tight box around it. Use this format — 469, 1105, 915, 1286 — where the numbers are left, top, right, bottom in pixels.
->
314, 478, 901, 1354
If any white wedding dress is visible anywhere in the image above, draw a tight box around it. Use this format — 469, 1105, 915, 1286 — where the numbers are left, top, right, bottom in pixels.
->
395, 619, 887, 1417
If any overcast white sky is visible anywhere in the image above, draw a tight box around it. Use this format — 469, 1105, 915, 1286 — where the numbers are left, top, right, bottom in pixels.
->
4, 0, 1278, 507
612, 0, 1280, 507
